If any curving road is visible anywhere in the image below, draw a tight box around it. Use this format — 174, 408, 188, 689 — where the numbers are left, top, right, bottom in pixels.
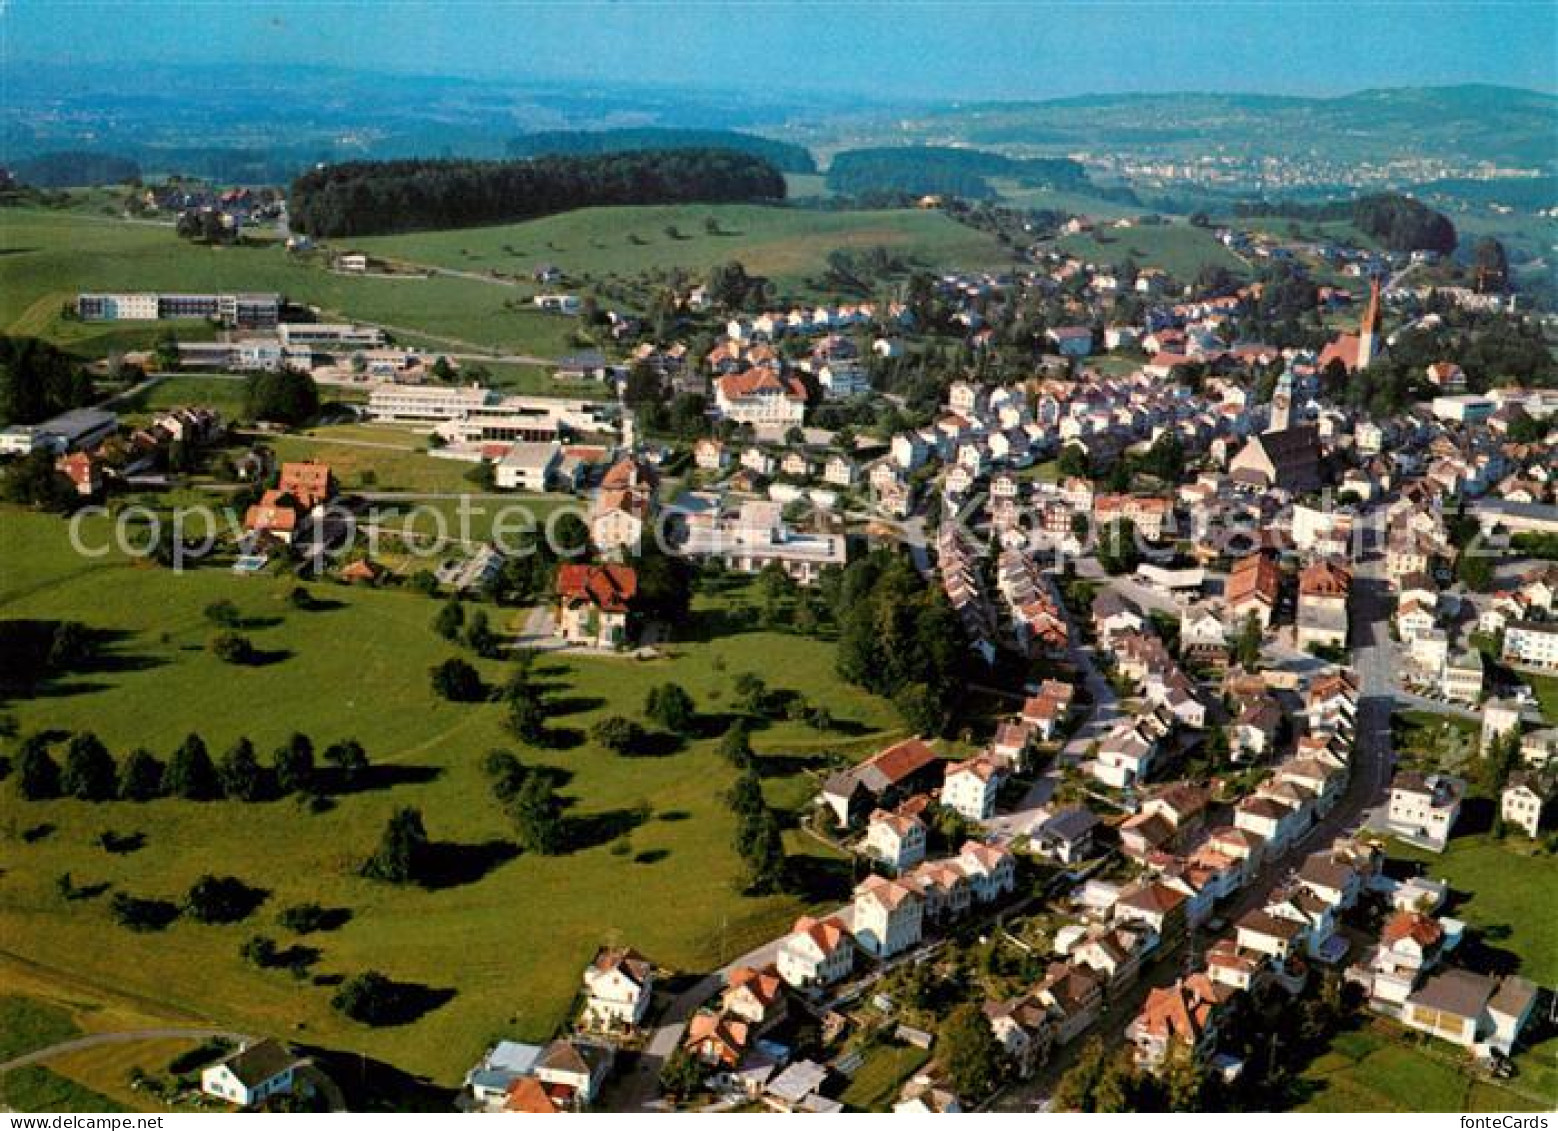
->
0, 1028, 252, 1075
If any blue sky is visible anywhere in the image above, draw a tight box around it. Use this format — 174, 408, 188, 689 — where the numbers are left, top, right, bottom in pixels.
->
6, 1, 1556, 100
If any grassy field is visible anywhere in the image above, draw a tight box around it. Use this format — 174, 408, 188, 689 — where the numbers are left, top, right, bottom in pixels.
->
0, 209, 582, 360
0, 507, 900, 1085
1386, 834, 1558, 986
989, 181, 1148, 220
838, 1040, 929, 1111
0, 1067, 127, 1112
1055, 221, 1248, 280
108, 373, 252, 422
348, 203, 1013, 293
1294, 1020, 1552, 1112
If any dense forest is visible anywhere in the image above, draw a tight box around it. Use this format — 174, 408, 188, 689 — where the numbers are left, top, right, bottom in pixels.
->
506, 128, 816, 174
288, 150, 787, 238
11, 151, 141, 188
1232, 192, 1458, 254
0, 337, 95, 426
824, 146, 1092, 200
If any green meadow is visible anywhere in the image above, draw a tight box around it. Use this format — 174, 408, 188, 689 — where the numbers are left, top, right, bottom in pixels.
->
0, 209, 580, 360
0, 508, 899, 1084
1055, 221, 1249, 280
349, 203, 1014, 292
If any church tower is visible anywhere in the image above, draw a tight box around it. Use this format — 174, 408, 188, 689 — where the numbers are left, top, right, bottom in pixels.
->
1357, 276, 1382, 370
1268, 369, 1294, 433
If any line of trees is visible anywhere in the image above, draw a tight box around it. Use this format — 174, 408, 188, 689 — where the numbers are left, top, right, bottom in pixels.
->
13, 729, 368, 803
505, 129, 816, 174
833, 551, 970, 735
0, 336, 95, 427
288, 150, 788, 238
824, 146, 1091, 200
1231, 192, 1456, 254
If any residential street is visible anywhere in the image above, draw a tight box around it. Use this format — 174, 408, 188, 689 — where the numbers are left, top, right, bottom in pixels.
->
992, 533, 1396, 1110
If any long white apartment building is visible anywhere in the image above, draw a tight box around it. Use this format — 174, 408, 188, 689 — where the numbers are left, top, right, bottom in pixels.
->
366, 384, 617, 442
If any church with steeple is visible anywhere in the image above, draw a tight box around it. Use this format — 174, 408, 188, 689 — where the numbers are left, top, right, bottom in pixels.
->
1318, 276, 1384, 374
1228, 366, 1322, 492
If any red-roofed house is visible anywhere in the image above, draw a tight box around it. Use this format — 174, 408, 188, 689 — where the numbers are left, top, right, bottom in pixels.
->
556, 564, 638, 648
714, 369, 807, 426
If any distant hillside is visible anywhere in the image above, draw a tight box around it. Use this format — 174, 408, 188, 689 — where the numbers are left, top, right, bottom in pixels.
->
10, 151, 141, 188
507, 128, 816, 173
288, 150, 787, 238
897, 85, 1558, 172
825, 146, 1092, 200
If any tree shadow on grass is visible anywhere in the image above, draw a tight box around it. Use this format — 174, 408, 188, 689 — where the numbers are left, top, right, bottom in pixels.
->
419, 839, 520, 890
658, 810, 691, 823
547, 695, 607, 717
785, 853, 853, 904
348, 981, 457, 1027
633, 848, 670, 865
243, 647, 294, 667
300, 1045, 457, 1112
566, 806, 651, 853
322, 764, 442, 796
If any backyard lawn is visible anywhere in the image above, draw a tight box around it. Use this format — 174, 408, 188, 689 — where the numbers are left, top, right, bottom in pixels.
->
0, 508, 901, 1085
1294, 1021, 1552, 1112
1386, 834, 1558, 986
838, 1040, 929, 1111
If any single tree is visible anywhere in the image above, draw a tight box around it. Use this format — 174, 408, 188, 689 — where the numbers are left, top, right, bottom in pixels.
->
62, 731, 117, 801
937, 1002, 1008, 1099
16, 737, 62, 800
646, 683, 696, 734
323, 738, 370, 786
218, 737, 266, 801
166, 734, 219, 800
118, 748, 165, 801
430, 657, 485, 702
363, 806, 430, 884
511, 774, 565, 855
272, 733, 316, 795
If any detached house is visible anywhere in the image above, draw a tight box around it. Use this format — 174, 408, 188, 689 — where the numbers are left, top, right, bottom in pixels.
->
580, 947, 654, 1030
200, 1040, 300, 1108
555, 563, 638, 648
777, 915, 854, 989
1127, 973, 1236, 1072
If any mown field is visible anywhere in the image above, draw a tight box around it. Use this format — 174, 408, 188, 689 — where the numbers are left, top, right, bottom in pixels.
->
349, 203, 1014, 292
1055, 221, 1249, 281
1294, 1021, 1553, 1113
0, 507, 901, 1085
0, 209, 581, 360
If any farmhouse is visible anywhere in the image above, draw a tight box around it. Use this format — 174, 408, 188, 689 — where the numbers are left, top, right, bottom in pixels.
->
200, 1040, 300, 1108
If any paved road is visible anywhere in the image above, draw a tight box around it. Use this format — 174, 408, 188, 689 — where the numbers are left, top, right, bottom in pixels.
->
994, 537, 1396, 1110
0, 1028, 252, 1074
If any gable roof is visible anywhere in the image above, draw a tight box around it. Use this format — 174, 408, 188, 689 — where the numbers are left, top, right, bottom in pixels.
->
214, 1039, 296, 1088
557, 563, 638, 613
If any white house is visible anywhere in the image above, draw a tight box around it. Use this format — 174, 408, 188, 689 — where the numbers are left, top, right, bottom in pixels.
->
864, 809, 928, 873
580, 947, 654, 1029
942, 757, 1005, 822
776, 915, 855, 989
200, 1040, 299, 1108
851, 875, 924, 958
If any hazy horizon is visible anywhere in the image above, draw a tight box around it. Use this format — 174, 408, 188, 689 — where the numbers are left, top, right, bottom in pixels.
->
6, 1, 1557, 104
